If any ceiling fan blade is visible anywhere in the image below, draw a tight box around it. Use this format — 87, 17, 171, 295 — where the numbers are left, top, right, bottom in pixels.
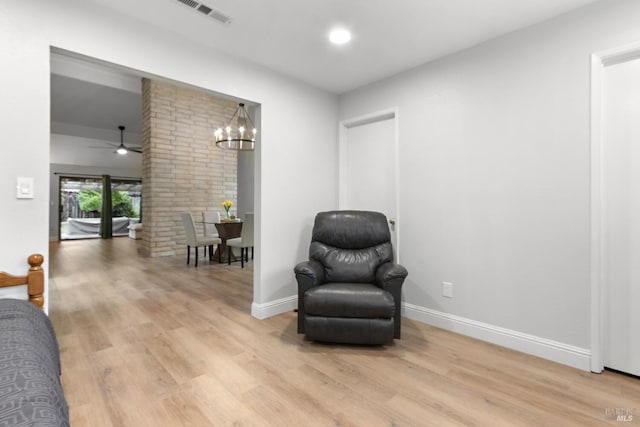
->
88, 145, 117, 149
128, 147, 142, 153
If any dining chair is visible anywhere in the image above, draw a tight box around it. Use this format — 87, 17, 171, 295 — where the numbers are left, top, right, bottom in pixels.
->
226, 212, 254, 268
181, 212, 221, 267
202, 211, 220, 237
202, 211, 221, 259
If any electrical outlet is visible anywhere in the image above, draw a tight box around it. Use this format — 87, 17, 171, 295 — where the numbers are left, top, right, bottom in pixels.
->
442, 282, 453, 298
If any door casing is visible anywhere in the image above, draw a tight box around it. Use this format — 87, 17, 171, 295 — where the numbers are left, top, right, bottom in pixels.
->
590, 41, 640, 373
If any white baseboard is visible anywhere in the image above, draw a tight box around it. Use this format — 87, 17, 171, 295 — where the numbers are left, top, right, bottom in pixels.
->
251, 295, 297, 320
402, 302, 591, 371
250, 296, 591, 371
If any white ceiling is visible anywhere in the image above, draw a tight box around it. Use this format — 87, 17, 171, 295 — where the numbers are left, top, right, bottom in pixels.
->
51, 74, 142, 134
89, 0, 600, 94
51, 0, 600, 150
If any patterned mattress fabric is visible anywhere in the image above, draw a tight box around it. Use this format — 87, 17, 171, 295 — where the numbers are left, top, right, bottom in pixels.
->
0, 299, 69, 427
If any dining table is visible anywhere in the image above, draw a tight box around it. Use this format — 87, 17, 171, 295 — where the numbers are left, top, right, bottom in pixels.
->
207, 220, 243, 263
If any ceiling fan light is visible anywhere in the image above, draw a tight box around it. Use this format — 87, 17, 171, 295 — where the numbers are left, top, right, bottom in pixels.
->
117, 146, 128, 155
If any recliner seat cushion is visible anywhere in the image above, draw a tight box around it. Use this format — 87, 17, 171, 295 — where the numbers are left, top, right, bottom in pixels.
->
304, 283, 395, 318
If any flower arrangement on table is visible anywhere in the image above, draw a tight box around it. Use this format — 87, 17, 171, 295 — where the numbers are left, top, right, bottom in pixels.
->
221, 200, 234, 220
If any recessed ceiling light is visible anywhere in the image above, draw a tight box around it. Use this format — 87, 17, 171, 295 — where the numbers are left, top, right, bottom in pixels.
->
329, 29, 351, 45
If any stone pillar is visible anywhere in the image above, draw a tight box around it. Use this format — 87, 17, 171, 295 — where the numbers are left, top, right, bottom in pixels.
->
141, 78, 238, 257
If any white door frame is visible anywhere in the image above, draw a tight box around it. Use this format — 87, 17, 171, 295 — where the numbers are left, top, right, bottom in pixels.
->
338, 107, 400, 261
590, 41, 640, 373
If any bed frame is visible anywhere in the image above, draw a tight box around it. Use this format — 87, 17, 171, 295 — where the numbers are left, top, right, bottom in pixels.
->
0, 254, 67, 425
0, 253, 44, 310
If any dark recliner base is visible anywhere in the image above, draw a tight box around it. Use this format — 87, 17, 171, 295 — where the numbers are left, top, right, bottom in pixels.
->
304, 316, 394, 345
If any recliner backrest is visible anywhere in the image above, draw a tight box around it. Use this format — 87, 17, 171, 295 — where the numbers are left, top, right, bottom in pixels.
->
309, 210, 393, 283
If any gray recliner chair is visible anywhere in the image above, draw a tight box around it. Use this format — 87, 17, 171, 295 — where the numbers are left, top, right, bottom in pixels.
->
294, 210, 408, 345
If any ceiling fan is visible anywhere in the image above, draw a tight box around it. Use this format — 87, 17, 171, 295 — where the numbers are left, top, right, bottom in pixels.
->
90, 125, 142, 155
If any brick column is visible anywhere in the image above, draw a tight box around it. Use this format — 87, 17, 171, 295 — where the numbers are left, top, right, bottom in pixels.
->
141, 79, 238, 257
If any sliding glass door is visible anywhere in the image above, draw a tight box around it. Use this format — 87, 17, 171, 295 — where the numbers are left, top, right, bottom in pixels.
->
59, 176, 141, 240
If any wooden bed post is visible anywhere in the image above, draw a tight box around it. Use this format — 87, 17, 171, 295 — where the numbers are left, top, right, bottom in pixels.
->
27, 254, 44, 310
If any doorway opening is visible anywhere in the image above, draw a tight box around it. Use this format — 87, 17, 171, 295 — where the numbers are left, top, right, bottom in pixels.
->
50, 48, 260, 311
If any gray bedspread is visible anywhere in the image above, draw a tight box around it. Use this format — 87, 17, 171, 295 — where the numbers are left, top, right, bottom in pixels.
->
0, 299, 69, 426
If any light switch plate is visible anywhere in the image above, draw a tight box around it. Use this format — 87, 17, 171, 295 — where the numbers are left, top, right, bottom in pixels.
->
442, 281, 453, 298
16, 177, 34, 199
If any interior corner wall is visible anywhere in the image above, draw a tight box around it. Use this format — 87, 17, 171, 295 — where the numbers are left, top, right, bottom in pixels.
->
338, 0, 640, 362
140, 78, 238, 257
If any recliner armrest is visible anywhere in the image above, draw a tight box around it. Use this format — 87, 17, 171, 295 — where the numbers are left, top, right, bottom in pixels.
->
294, 260, 325, 333
376, 262, 408, 339
294, 260, 325, 287
376, 262, 408, 290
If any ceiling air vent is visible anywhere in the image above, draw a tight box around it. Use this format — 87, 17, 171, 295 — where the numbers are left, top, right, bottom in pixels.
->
177, 0, 199, 8
173, 0, 232, 25
197, 5, 212, 15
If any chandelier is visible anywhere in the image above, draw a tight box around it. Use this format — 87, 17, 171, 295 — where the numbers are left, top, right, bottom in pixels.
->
214, 102, 257, 151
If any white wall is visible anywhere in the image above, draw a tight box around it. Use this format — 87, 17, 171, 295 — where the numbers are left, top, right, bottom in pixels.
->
237, 106, 257, 219
0, 0, 338, 313
339, 0, 640, 368
237, 151, 255, 218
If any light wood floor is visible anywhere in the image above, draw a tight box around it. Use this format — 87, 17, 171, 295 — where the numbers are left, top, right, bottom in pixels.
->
48, 238, 639, 426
